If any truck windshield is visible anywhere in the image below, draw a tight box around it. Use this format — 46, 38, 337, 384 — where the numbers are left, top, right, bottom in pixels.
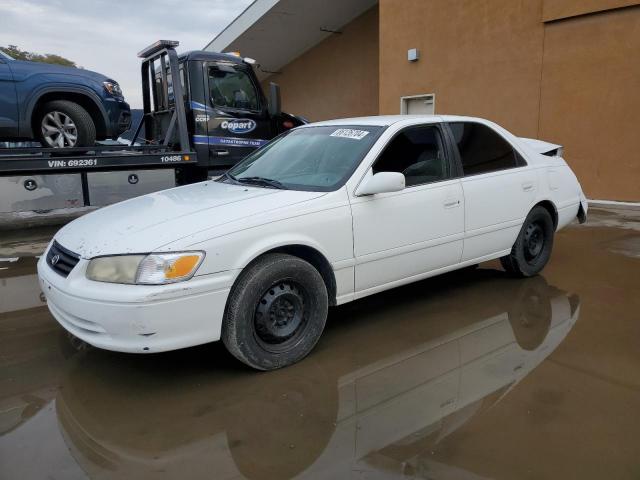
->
208, 64, 259, 111
223, 125, 384, 191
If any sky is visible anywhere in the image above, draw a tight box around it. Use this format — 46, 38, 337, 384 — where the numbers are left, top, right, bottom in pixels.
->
0, 0, 253, 107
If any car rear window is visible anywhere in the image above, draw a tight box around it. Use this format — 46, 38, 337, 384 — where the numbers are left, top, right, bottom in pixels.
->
449, 122, 521, 176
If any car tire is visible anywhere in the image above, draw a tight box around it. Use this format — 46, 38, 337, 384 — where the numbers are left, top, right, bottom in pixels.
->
222, 253, 328, 370
36, 100, 96, 148
500, 206, 554, 277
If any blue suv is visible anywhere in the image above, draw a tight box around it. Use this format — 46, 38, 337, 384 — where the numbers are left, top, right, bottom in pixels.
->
0, 49, 131, 148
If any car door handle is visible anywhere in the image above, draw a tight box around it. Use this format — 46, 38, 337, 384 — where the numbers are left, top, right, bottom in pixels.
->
443, 199, 461, 208
522, 181, 535, 192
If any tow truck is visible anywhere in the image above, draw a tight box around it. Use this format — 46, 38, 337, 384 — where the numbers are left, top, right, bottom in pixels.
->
0, 40, 305, 226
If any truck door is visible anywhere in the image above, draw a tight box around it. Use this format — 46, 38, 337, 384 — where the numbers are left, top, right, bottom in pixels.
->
0, 56, 19, 138
202, 61, 271, 167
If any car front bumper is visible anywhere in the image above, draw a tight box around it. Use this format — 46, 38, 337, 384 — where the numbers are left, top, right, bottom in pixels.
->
103, 98, 131, 138
37, 254, 234, 353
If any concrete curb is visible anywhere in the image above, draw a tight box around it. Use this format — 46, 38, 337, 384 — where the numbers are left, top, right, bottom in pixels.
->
588, 199, 640, 211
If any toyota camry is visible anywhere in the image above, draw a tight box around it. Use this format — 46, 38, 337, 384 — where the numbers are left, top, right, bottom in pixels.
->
38, 115, 587, 369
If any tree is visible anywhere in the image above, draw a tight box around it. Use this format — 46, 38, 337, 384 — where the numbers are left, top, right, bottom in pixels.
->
0, 45, 77, 67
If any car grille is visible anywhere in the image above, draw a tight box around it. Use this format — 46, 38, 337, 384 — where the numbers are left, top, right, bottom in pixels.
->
46, 241, 80, 278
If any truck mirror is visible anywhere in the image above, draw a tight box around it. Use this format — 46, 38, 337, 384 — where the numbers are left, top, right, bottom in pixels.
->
268, 82, 281, 117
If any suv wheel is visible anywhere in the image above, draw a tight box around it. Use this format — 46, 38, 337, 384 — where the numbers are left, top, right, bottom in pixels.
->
36, 100, 96, 148
222, 253, 329, 370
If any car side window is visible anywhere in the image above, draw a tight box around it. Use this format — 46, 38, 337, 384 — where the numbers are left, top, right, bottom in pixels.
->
448, 122, 523, 176
373, 126, 449, 187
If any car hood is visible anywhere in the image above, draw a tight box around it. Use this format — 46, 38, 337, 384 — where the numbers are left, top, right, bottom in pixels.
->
11, 59, 109, 81
54, 181, 325, 258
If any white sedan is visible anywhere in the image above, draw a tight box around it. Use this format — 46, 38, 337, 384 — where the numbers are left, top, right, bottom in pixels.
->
37, 115, 587, 369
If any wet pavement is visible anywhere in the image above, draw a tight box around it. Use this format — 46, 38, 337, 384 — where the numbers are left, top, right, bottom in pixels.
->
1, 208, 639, 480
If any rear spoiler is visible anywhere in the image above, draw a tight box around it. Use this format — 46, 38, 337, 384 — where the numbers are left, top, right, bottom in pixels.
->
519, 137, 563, 157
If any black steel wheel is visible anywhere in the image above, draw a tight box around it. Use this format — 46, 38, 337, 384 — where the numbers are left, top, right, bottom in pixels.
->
254, 281, 310, 352
501, 206, 555, 277
222, 253, 328, 370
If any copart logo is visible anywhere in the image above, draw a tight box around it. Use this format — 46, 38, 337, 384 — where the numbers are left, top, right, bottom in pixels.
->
221, 119, 256, 134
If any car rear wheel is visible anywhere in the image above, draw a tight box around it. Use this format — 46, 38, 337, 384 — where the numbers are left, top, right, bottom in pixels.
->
36, 100, 96, 148
222, 253, 328, 370
500, 206, 554, 277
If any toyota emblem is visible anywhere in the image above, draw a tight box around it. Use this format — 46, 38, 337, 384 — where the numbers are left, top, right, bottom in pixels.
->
128, 174, 139, 185
51, 254, 60, 266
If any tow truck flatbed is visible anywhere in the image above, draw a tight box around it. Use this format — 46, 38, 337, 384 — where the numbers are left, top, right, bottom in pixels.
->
0, 145, 196, 174
0, 39, 301, 227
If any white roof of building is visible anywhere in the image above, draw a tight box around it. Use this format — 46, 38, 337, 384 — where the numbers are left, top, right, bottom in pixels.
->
205, 0, 377, 80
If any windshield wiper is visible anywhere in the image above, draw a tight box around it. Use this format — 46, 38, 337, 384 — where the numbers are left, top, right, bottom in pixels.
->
218, 171, 238, 183
235, 176, 287, 190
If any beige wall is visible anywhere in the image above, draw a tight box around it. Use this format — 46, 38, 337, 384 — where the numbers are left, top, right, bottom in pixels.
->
539, 6, 640, 200
378, 0, 640, 200
379, 0, 545, 138
262, 7, 379, 122
542, 0, 639, 21
266, 0, 639, 200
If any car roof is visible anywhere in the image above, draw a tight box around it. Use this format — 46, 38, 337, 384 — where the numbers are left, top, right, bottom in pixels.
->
178, 50, 247, 65
307, 115, 487, 127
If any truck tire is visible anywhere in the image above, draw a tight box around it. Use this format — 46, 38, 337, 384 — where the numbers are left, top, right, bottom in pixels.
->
36, 100, 96, 148
501, 206, 554, 277
222, 253, 328, 370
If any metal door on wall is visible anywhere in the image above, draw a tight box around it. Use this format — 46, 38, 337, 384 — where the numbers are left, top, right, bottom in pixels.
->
401, 94, 435, 115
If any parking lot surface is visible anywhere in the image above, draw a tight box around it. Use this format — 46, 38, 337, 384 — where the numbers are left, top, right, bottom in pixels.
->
1, 208, 639, 479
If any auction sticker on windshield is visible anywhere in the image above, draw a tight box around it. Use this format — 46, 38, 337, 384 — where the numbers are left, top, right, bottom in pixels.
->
330, 128, 370, 140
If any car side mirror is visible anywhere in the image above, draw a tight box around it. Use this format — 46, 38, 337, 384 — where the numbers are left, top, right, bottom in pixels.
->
356, 172, 405, 196
268, 82, 281, 117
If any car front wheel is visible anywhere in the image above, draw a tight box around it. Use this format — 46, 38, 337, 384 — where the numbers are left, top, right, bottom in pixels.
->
36, 100, 96, 148
501, 206, 555, 277
222, 253, 328, 370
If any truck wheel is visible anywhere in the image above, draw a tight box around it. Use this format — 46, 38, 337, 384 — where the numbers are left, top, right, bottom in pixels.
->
36, 100, 96, 148
501, 206, 554, 277
222, 253, 328, 370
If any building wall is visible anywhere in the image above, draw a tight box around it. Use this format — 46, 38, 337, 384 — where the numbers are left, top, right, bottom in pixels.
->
538, 6, 640, 200
261, 6, 379, 122
378, 0, 545, 137
262, 1, 638, 200
378, 0, 640, 200
542, 0, 639, 21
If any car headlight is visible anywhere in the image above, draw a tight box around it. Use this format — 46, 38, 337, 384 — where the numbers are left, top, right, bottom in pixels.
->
103, 81, 123, 98
86, 252, 204, 285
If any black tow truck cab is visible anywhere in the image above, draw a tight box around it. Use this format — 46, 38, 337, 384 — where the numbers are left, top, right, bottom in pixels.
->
0, 40, 305, 223
140, 40, 305, 175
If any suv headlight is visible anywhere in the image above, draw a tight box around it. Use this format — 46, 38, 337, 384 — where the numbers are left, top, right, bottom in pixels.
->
86, 252, 204, 285
103, 81, 123, 98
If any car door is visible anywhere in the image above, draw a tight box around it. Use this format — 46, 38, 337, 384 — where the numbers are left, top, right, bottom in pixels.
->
446, 122, 537, 262
350, 124, 464, 296
0, 56, 19, 138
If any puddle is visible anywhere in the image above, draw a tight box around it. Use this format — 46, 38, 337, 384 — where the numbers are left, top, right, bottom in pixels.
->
1, 214, 640, 479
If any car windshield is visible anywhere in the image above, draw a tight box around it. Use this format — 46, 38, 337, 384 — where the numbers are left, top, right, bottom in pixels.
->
223, 125, 383, 191
0, 50, 14, 60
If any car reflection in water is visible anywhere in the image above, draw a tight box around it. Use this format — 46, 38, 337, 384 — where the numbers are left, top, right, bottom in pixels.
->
49, 269, 580, 480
